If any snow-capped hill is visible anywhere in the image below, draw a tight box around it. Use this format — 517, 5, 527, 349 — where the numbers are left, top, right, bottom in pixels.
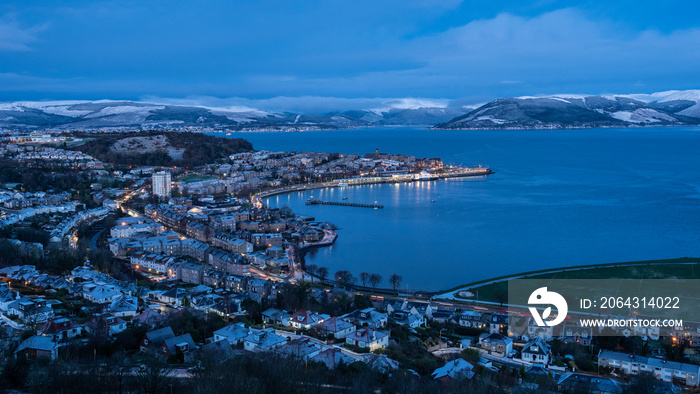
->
436, 90, 700, 129
0, 100, 470, 130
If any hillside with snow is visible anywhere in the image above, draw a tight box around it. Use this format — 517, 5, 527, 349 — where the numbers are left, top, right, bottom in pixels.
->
436, 90, 700, 129
0, 100, 466, 131
2, 91, 699, 131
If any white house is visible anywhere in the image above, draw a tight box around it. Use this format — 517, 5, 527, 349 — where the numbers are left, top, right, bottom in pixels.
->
478, 333, 513, 357
340, 308, 388, 329
599, 350, 700, 387
109, 295, 139, 317
289, 310, 328, 330
243, 328, 288, 352
432, 359, 475, 382
82, 284, 122, 304
521, 337, 551, 365
345, 328, 390, 351
213, 323, 250, 346
315, 317, 356, 339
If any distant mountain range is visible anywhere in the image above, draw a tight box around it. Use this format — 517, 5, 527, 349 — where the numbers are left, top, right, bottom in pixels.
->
0, 100, 466, 131
1, 90, 699, 131
436, 90, 700, 129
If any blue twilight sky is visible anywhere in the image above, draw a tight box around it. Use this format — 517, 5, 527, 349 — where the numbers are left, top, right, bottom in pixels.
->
1, 0, 699, 111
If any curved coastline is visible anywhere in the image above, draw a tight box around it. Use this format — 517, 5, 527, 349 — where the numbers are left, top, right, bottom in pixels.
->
434, 257, 700, 301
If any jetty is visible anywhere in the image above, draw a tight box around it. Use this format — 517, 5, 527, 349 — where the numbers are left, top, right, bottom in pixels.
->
306, 199, 384, 209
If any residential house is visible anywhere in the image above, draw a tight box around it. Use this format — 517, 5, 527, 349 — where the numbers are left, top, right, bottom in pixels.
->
0, 286, 20, 311
477, 333, 513, 357
314, 317, 356, 339
390, 311, 425, 328
340, 308, 388, 329
432, 359, 475, 383
345, 328, 389, 351
213, 323, 250, 346
6, 297, 54, 324
310, 348, 356, 369
489, 314, 508, 334
141, 327, 175, 352
243, 328, 288, 352
459, 311, 487, 330
82, 284, 122, 305
289, 310, 328, 330
557, 373, 624, 393
178, 262, 206, 285
275, 337, 321, 360
599, 350, 700, 387
161, 333, 198, 357
521, 337, 551, 365
431, 310, 455, 324
559, 322, 594, 346
364, 354, 400, 373
132, 310, 165, 329
261, 308, 291, 327
525, 316, 554, 340
38, 318, 84, 342
15, 335, 59, 360
110, 295, 139, 317
86, 313, 127, 336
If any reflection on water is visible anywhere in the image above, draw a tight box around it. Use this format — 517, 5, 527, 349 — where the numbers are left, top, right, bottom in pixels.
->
238, 127, 700, 291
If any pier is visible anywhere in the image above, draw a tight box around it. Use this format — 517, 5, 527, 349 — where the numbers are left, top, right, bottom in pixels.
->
306, 199, 384, 209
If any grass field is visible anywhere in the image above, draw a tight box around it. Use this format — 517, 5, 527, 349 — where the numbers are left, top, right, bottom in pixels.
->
438, 257, 700, 305
179, 174, 217, 183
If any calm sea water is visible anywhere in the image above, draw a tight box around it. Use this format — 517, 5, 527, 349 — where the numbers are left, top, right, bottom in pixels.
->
218, 127, 700, 291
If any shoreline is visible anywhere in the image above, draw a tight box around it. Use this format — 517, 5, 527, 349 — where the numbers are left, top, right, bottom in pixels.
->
254, 167, 494, 201
434, 257, 700, 300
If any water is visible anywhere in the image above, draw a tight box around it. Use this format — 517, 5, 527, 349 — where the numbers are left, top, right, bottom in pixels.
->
216, 127, 700, 291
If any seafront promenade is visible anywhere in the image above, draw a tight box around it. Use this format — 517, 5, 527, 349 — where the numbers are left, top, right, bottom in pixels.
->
254, 166, 493, 202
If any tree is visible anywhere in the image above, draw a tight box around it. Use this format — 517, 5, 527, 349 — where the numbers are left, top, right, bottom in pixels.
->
131, 355, 173, 394
369, 274, 382, 291
359, 272, 370, 287
460, 348, 480, 364
335, 270, 355, 289
389, 274, 403, 294
317, 267, 329, 283
306, 264, 317, 283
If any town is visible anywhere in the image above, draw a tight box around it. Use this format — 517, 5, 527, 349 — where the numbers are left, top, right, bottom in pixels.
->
0, 130, 692, 393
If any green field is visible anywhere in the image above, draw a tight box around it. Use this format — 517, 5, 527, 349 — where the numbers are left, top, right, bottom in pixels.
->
179, 174, 217, 183
439, 257, 700, 304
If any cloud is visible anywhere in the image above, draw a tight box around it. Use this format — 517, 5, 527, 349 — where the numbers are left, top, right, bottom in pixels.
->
1, 6, 699, 101
0, 14, 48, 51
232, 8, 700, 99
139, 95, 451, 113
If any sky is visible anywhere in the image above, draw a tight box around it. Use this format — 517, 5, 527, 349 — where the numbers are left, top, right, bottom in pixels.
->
1, 0, 700, 112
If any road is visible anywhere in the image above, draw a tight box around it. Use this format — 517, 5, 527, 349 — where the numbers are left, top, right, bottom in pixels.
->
89, 227, 107, 250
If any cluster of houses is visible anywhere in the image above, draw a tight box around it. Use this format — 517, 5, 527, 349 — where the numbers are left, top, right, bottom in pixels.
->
448, 307, 700, 390
220, 149, 445, 187
0, 190, 71, 209
0, 202, 77, 228
3, 144, 101, 169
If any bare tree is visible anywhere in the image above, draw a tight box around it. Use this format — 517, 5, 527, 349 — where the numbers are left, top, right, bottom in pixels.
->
359, 272, 370, 287
317, 266, 329, 283
306, 264, 317, 283
131, 355, 173, 394
389, 274, 403, 294
369, 274, 382, 291
335, 270, 355, 289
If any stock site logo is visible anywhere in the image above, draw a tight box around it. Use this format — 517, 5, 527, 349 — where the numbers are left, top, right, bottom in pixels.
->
528, 287, 568, 327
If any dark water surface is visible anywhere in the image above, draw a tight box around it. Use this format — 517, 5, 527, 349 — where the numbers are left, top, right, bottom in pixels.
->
219, 127, 700, 291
